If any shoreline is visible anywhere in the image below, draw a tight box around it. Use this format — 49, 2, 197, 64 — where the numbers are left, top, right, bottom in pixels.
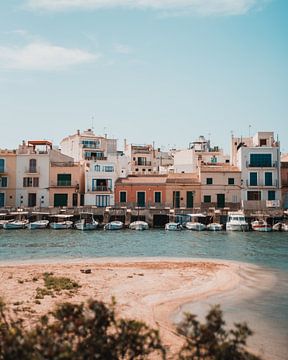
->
0, 258, 276, 359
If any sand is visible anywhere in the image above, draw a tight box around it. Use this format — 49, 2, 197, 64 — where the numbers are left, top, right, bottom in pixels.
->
0, 258, 269, 358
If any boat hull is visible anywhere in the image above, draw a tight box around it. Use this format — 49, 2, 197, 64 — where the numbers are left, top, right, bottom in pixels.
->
104, 221, 123, 230
165, 222, 182, 231
3, 220, 28, 229
185, 222, 206, 231
226, 223, 249, 231
207, 223, 223, 231
75, 221, 98, 231
49, 221, 73, 229
27, 220, 49, 229
129, 221, 149, 230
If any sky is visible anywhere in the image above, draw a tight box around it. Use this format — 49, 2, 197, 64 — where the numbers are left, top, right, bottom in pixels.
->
0, 0, 287, 153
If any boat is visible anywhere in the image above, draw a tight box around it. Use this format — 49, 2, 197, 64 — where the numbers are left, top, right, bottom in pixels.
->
272, 222, 288, 231
185, 213, 207, 231
26, 211, 50, 229
251, 219, 272, 232
185, 222, 206, 231
129, 221, 149, 230
0, 213, 11, 229
207, 223, 223, 231
3, 211, 29, 229
226, 211, 249, 231
104, 221, 123, 230
75, 213, 98, 230
3, 219, 29, 229
165, 222, 182, 231
27, 220, 49, 230
49, 214, 74, 229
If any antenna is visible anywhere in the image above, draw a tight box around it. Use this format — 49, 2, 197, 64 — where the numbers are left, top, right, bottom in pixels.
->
249, 124, 251, 137
91, 116, 95, 130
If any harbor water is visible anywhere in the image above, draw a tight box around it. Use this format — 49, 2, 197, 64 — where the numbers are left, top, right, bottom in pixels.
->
0, 229, 287, 359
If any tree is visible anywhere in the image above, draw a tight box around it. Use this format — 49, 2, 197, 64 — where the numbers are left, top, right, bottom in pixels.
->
176, 305, 261, 360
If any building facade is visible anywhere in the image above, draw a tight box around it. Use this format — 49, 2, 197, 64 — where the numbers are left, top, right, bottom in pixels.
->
0, 149, 17, 208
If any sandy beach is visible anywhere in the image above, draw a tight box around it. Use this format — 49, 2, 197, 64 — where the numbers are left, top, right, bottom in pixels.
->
0, 258, 273, 358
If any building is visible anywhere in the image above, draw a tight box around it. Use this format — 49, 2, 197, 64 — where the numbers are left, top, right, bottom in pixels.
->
124, 142, 158, 175
173, 136, 229, 174
231, 132, 281, 210
281, 154, 288, 209
0, 149, 17, 208
60, 129, 117, 163
198, 165, 241, 211
84, 153, 128, 207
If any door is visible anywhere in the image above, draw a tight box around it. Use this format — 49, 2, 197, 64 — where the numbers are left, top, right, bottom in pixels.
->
54, 194, 68, 207
186, 191, 194, 208
0, 193, 4, 207
137, 192, 146, 207
217, 194, 225, 208
72, 193, 78, 207
173, 191, 180, 209
28, 193, 37, 207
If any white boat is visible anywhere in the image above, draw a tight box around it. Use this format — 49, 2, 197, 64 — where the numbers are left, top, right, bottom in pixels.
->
0, 213, 11, 228
185, 222, 206, 231
251, 220, 272, 232
75, 213, 98, 230
185, 214, 207, 231
49, 214, 74, 229
226, 211, 249, 231
104, 221, 123, 230
3, 219, 29, 229
272, 222, 288, 231
207, 223, 223, 231
129, 220, 149, 230
27, 220, 49, 230
165, 222, 182, 231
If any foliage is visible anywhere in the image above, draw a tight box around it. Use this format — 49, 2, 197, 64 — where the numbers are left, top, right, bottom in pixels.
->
0, 298, 165, 360
177, 305, 261, 360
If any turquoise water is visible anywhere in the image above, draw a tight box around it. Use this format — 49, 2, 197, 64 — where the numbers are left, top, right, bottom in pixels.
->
0, 229, 287, 359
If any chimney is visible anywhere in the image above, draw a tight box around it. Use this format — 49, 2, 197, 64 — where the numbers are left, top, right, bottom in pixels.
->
77, 129, 80, 135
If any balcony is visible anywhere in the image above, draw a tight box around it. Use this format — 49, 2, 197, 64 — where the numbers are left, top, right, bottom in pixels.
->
133, 161, 152, 166
246, 161, 278, 168
246, 180, 279, 187
91, 186, 112, 192
25, 167, 40, 174
50, 181, 78, 188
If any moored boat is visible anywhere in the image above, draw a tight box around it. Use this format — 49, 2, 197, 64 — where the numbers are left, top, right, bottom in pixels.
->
104, 221, 123, 230
3, 219, 29, 229
49, 214, 74, 229
165, 222, 182, 231
75, 213, 98, 230
272, 222, 288, 231
185, 213, 207, 231
251, 220, 272, 232
27, 220, 49, 230
226, 211, 249, 231
207, 223, 223, 231
129, 221, 149, 230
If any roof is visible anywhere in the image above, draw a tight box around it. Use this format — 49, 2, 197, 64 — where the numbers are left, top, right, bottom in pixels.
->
200, 165, 240, 173
116, 175, 167, 185
28, 140, 52, 147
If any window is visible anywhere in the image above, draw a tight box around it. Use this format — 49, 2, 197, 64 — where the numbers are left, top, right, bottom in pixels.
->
137, 192, 146, 207
260, 139, 267, 146
120, 191, 127, 203
103, 165, 114, 172
250, 154, 272, 167
23, 177, 39, 187
250, 172, 257, 186
57, 174, 71, 186
228, 178, 234, 185
82, 140, 100, 149
29, 159, 37, 173
96, 195, 110, 207
247, 191, 261, 200
0, 177, 7, 187
268, 191, 275, 201
94, 165, 101, 172
265, 172, 272, 186
0, 159, 5, 173
173, 191, 180, 208
154, 191, 161, 203
28, 193, 37, 207
204, 195, 211, 203
206, 178, 213, 185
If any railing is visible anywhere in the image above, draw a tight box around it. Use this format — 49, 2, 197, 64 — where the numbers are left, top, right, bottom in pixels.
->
134, 161, 152, 166
51, 162, 76, 167
246, 180, 279, 187
25, 167, 40, 173
91, 186, 112, 192
57, 180, 72, 186
246, 161, 278, 168
84, 156, 107, 161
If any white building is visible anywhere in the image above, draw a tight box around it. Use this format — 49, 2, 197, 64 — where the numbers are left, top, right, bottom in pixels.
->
84, 153, 129, 207
60, 129, 117, 163
231, 131, 281, 210
173, 136, 229, 173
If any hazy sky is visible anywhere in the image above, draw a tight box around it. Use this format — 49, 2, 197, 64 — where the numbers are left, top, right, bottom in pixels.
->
0, 0, 287, 153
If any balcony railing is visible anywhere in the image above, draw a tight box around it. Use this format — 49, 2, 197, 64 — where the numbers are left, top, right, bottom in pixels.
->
57, 180, 72, 186
133, 161, 152, 166
246, 180, 279, 187
246, 161, 278, 168
91, 186, 112, 192
25, 167, 40, 174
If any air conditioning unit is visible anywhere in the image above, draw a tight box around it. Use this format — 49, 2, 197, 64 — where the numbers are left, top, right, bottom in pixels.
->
266, 200, 280, 208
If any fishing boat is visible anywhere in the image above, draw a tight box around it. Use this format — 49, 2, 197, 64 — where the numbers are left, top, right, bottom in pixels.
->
26, 212, 50, 229
165, 222, 182, 231
49, 214, 74, 229
185, 213, 207, 231
104, 221, 123, 230
207, 222, 223, 231
251, 219, 272, 232
226, 211, 249, 231
75, 213, 98, 230
0, 213, 11, 229
3, 211, 29, 229
129, 220, 149, 230
272, 222, 288, 231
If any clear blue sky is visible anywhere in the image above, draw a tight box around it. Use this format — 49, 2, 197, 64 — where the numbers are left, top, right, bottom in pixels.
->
0, 0, 287, 153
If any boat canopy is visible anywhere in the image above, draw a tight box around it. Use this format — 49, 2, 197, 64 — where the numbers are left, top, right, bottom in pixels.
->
187, 213, 207, 218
